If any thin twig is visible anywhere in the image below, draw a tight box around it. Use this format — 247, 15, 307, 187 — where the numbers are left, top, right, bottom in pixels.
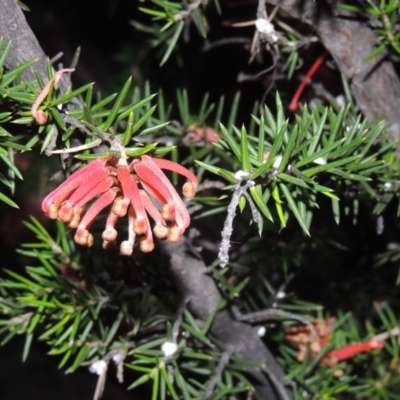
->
172, 297, 190, 341
202, 37, 251, 51
237, 62, 276, 83
195, 180, 226, 192
237, 308, 317, 343
205, 349, 234, 398
50, 138, 103, 154
262, 367, 292, 400
242, 190, 261, 224
49, 52, 64, 64
218, 179, 256, 268
372, 326, 400, 342
174, 0, 203, 21
270, 273, 296, 307
257, 0, 267, 19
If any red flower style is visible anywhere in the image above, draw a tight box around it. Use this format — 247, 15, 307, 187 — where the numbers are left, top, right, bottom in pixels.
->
42, 155, 198, 255
285, 318, 385, 377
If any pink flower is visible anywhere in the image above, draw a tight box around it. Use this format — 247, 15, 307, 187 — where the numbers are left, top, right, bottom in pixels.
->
42, 155, 198, 255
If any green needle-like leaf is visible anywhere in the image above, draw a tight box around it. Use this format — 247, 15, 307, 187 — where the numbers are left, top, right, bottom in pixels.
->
22, 333, 33, 362
132, 105, 157, 134
295, 139, 345, 168
251, 121, 288, 179
74, 150, 120, 160
39, 314, 72, 340
278, 173, 309, 188
122, 110, 134, 145
302, 155, 360, 177
240, 125, 251, 172
280, 183, 310, 235
160, 21, 184, 66
308, 107, 328, 155
228, 92, 240, 132
249, 185, 273, 222
68, 345, 90, 372
278, 125, 298, 173
219, 123, 241, 161
91, 93, 117, 113
257, 115, 265, 163
40, 124, 57, 154
50, 108, 66, 130
272, 184, 286, 228
116, 93, 157, 122
140, 121, 170, 136
332, 198, 340, 224
0, 153, 22, 180
0, 41, 12, 72
101, 77, 132, 130
160, 366, 179, 400
0, 59, 37, 88
0, 191, 18, 208
50, 83, 93, 107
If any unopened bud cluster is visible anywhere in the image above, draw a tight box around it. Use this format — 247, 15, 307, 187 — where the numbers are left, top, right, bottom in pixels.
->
42, 155, 198, 255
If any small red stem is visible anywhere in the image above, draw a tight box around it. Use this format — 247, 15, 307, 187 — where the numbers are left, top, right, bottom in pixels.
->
77, 188, 118, 233
150, 157, 198, 187
117, 164, 147, 233
329, 340, 385, 361
289, 53, 327, 112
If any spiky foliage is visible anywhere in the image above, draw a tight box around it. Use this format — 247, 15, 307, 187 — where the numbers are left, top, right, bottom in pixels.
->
1, 1, 400, 399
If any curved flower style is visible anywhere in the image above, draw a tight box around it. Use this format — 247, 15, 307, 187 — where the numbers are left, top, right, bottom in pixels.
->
42, 155, 198, 255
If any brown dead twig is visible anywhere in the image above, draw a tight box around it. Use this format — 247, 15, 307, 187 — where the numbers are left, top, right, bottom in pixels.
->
31, 68, 75, 125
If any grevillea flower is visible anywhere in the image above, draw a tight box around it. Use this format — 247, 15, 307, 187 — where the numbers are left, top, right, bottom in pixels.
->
42, 155, 198, 255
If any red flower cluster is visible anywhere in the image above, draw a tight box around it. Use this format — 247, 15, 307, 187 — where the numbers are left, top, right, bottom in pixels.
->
42, 155, 198, 255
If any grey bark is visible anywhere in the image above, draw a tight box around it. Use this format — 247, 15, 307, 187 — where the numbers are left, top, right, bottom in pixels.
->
0, 0, 74, 94
158, 238, 292, 400
267, 0, 400, 153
